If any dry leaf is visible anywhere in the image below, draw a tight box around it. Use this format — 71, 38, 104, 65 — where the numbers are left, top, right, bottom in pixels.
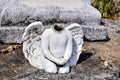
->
1, 49, 9, 54
2, 76, 9, 80
99, 55, 106, 62
3, 78, 8, 80
12, 68, 18, 73
12, 45, 21, 49
82, 47, 87, 52
0, 44, 21, 54
104, 61, 109, 67
10, 51, 15, 54
7, 46, 13, 52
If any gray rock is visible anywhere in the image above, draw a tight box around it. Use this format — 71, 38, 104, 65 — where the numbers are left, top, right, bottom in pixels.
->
0, 24, 108, 43
0, 0, 32, 26
0, 0, 108, 43
0, 0, 101, 26
15, 69, 116, 80
0, 27, 25, 43
0, 0, 11, 11
82, 25, 108, 41
0, 0, 14, 24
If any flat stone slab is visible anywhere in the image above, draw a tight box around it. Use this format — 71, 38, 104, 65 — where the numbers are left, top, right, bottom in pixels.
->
0, 25, 108, 43
0, 27, 25, 43
0, 0, 101, 26
82, 25, 108, 41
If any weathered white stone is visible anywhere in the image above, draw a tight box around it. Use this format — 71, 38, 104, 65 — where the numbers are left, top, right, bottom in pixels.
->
0, 0, 101, 26
82, 25, 108, 41
22, 22, 83, 73
0, 27, 24, 43
0, 0, 108, 43
0, 24, 108, 43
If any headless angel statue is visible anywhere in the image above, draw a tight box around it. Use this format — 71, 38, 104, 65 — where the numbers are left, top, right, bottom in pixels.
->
22, 22, 83, 73
41, 24, 73, 73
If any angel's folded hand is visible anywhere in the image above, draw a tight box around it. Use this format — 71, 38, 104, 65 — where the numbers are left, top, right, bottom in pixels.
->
55, 58, 67, 65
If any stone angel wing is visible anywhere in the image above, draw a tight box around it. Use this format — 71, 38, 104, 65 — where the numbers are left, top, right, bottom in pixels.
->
66, 23, 84, 66
22, 21, 45, 59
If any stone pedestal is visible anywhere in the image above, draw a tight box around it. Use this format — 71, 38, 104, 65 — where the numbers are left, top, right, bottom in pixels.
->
0, 0, 108, 43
